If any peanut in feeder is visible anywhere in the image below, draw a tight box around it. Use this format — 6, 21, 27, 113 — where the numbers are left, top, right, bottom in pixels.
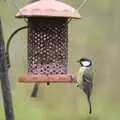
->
15, 0, 81, 83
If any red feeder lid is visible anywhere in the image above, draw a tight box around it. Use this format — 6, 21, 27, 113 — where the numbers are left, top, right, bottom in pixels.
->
16, 0, 81, 19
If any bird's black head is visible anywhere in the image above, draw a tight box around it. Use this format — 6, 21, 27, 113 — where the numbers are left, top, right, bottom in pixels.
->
77, 57, 92, 67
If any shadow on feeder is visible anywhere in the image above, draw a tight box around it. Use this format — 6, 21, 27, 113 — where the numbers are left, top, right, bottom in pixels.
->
7, 0, 81, 97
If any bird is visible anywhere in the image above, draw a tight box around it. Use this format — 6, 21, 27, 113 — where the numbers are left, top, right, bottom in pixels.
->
76, 57, 93, 114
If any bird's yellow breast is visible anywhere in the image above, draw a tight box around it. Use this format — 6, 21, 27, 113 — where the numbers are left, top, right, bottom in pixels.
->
77, 67, 86, 84
78, 67, 86, 75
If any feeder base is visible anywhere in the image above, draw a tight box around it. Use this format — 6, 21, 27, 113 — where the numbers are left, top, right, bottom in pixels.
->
18, 74, 76, 83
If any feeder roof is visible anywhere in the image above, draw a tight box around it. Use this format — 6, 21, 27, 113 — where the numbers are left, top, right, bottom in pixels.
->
16, 0, 81, 19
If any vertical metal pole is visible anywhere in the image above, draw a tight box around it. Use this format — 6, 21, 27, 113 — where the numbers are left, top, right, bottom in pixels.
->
0, 18, 15, 120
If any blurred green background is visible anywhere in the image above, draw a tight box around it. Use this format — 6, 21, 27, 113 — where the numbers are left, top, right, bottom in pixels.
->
0, 0, 120, 120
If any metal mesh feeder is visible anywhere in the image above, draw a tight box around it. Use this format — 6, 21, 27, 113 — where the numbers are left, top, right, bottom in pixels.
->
16, 0, 81, 83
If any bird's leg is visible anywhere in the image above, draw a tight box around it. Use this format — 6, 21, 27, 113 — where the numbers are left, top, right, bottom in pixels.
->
76, 74, 81, 87
76, 83, 83, 89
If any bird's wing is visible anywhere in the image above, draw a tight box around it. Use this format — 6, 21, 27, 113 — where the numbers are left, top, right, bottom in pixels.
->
82, 68, 93, 114
83, 68, 93, 82
82, 68, 93, 94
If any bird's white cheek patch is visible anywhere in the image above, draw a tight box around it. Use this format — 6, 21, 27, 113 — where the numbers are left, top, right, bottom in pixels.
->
82, 61, 90, 66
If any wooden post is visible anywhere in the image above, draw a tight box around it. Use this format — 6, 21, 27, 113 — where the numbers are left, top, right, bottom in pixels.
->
0, 18, 15, 120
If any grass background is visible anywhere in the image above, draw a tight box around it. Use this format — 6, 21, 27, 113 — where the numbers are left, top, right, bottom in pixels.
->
0, 0, 120, 120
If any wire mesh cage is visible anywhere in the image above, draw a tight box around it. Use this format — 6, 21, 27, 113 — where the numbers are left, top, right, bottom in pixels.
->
28, 17, 68, 75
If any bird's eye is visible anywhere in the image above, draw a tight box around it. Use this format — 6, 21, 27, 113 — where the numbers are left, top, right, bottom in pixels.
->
82, 61, 90, 66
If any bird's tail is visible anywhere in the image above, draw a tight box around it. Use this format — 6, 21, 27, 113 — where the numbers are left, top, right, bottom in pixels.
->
87, 95, 92, 114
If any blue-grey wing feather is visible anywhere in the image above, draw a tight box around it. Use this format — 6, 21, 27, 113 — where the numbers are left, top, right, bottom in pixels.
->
82, 67, 93, 114
82, 68, 93, 96
83, 68, 93, 82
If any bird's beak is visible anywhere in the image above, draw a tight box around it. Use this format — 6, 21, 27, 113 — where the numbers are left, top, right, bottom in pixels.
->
77, 60, 80, 63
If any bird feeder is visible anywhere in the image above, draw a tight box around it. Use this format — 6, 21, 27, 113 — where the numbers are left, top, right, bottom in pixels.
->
16, 0, 81, 83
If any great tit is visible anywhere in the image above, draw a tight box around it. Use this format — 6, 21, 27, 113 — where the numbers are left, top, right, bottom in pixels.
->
76, 57, 93, 114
